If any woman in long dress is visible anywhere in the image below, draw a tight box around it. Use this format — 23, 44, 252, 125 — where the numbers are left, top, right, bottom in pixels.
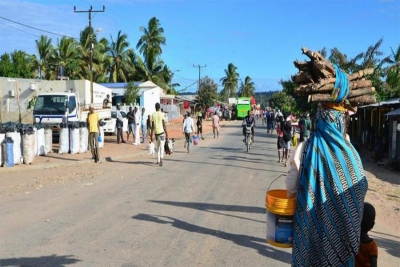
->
286, 102, 368, 267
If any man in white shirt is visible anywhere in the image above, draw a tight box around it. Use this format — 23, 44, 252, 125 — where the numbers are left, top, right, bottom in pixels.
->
133, 106, 141, 145
182, 112, 195, 153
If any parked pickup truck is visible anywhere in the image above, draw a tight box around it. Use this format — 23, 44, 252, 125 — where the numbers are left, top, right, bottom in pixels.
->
33, 81, 112, 136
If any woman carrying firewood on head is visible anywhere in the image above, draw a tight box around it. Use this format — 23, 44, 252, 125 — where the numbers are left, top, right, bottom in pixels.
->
286, 61, 369, 267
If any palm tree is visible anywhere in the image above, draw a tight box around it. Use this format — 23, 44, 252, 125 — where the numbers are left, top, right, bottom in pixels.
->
239, 76, 255, 97
108, 30, 133, 82
219, 63, 239, 101
30, 35, 53, 79
383, 44, 400, 97
49, 36, 80, 79
133, 52, 166, 87
136, 17, 166, 62
93, 37, 112, 83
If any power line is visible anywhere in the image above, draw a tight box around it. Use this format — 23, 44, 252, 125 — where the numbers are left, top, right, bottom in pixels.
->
0, 22, 41, 38
0, 16, 77, 39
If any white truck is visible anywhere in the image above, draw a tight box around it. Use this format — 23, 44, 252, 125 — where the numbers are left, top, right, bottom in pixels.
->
33, 80, 112, 136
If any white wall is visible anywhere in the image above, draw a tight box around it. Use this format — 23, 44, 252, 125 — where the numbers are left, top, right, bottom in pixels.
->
141, 87, 160, 116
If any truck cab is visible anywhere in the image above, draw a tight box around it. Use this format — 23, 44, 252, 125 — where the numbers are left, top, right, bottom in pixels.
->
33, 92, 111, 136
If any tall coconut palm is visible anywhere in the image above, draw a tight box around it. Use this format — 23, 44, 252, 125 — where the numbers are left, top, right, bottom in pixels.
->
30, 35, 53, 79
77, 27, 111, 83
133, 52, 166, 88
239, 76, 255, 97
93, 37, 112, 83
49, 37, 80, 79
220, 63, 239, 100
136, 17, 166, 62
108, 30, 133, 83
383, 44, 400, 97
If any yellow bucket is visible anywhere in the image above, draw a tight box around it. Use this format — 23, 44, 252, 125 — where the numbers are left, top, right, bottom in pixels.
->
265, 184, 296, 248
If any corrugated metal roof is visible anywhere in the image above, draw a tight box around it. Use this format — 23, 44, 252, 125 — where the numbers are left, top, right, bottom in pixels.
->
385, 108, 400, 116
359, 98, 400, 108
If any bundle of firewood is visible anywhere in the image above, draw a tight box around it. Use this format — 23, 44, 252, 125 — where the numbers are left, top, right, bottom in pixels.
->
291, 47, 376, 105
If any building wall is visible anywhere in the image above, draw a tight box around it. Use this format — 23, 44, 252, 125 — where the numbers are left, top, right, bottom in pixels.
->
142, 87, 160, 116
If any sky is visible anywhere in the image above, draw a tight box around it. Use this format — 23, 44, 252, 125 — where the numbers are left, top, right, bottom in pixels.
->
0, 0, 399, 93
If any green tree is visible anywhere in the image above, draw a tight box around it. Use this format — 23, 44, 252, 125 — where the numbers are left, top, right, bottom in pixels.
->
124, 81, 140, 106
280, 79, 316, 114
0, 51, 33, 78
50, 37, 80, 79
220, 63, 239, 101
30, 35, 53, 79
108, 30, 133, 82
198, 76, 218, 107
136, 17, 166, 62
0, 53, 14, 77
238, 76, 255, 97
383, 45, 400, 97
133, 51, 166, 87
269, 91, 295, 114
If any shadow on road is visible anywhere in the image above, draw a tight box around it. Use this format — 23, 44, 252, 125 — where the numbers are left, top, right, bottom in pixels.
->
167, 158, 284, 173
370, 233, 400, 259
105, 157, 155, 166
132, 213, 291, 262
0, 254, 81, 267
148, 200, 265, 223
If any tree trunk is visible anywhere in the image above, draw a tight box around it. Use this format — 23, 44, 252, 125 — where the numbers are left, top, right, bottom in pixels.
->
293, 60, 309, 71
307, 94, 332, 102
313, 61, 335, 78
292, 71, 313, 83
348, 95, 376, 104
349, 68, 374, 80
348, 87, 375, 97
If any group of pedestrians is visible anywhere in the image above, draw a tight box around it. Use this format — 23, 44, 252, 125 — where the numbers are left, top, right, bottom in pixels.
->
122, 105, 146, 145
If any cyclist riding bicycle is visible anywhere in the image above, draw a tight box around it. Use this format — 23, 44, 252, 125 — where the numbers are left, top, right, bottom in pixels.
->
242, 110, 255, 143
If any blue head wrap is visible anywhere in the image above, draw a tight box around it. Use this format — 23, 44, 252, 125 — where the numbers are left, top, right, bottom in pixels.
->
331, 64, 350, 103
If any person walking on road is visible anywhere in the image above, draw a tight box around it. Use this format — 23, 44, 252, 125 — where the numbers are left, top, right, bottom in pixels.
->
183, 112, 195, 153
126, 106, 135, 142
196, 109, 205, 140
212, 111, 220, 139
281, 113, 292, 166
87, 106, 100, 163
151, 103, 168, 166
133, 106, 141, 145
141, 107, 147, 143
116, 105, 126, 144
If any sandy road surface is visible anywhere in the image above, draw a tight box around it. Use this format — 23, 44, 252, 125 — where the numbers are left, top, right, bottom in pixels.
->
0, 119, 399, 266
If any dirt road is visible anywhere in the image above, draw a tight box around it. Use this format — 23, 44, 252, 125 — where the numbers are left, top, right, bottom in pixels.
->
0, 119, 399, 266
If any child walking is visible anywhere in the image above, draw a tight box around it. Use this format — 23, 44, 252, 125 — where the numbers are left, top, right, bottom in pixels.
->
356, 202, 378, 267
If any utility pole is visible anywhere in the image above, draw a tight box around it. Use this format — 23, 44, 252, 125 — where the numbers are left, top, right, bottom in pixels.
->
193, 64, 206, 107
193, 64, 206, 91
74, 5, 105, 105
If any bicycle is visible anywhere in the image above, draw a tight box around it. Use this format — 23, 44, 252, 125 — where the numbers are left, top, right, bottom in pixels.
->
245, 126, 252, 152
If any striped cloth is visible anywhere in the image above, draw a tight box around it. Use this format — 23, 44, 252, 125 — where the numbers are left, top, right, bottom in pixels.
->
292, 107, 368, 267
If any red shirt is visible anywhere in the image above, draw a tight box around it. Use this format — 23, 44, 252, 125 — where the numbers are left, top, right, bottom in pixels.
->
356, 239, 378, 267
